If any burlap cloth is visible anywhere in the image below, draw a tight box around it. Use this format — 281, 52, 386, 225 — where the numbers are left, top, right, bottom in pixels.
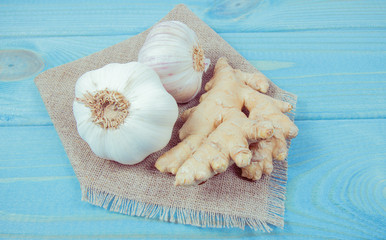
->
34, 4, 297, 231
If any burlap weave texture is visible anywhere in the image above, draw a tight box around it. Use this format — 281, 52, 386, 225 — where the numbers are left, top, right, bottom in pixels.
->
34, 4, 297, 231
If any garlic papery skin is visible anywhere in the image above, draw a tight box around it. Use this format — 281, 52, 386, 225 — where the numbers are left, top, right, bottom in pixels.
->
138, 20, 210, 103
73, 62, 178, 165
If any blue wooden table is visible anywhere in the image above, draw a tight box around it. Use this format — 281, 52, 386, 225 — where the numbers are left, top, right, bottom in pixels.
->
1, 1, 385, 239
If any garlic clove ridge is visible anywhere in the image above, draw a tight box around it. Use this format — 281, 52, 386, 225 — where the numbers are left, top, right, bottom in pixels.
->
138, 20, 210, 103
73, 62, 178, 165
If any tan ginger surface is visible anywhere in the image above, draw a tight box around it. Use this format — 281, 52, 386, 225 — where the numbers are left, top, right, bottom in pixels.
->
155, 57, 298, 186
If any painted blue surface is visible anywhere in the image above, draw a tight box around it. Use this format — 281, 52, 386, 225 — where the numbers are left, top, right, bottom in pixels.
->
0, 0, 385, 239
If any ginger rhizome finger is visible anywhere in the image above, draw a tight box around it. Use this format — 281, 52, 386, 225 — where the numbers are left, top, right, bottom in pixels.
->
155, 57, 298, 186
241, 87, 298, 180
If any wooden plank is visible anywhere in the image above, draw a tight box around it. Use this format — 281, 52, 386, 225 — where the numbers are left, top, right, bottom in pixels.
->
1, 0, 385, 37
1, 1, 385, 239
223, 31, 386, 120
285, 119, 386, 239
0, 120, 385, 239
1, 29, 385, 125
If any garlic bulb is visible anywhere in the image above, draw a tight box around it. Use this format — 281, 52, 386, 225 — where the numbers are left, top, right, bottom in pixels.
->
73, 62, 178, 165
138, 21, 210, 103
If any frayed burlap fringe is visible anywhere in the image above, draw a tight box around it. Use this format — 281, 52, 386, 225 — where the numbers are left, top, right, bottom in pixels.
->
81, 158, 288, 232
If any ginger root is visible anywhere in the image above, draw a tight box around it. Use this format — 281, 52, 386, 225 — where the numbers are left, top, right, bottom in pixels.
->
155, 57, 298, 186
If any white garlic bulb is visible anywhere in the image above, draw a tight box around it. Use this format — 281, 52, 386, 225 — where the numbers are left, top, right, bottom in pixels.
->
138, 21, 210, 103
73, 62, 178, 165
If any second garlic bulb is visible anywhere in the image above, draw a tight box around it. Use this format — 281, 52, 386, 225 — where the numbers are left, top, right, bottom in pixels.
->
138, 21, 210, 103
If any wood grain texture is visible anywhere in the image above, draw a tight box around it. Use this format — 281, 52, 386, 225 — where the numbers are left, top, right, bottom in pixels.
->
0, 120, 384, 239
1, 30, 385, 124
0, 36, 129, 126
1, 0, 385, 36
0, 0, 385, 239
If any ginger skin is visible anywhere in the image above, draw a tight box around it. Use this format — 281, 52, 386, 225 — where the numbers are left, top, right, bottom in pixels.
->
241, 97, 298, 180
155, 57, 298, 186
